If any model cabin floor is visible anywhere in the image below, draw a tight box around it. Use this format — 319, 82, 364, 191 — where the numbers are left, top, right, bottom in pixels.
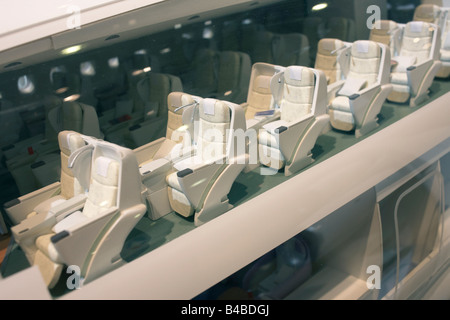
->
1, 77, 450, 298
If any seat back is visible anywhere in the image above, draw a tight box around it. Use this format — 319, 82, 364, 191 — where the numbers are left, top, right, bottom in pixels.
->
61, 101, 84, 132
272, 33, 310, 67
301, 17, 325, 65
314, 38, 346, 84
440, 9, 450, 57
245, 63, 285, 119
369, 20, 401, 56
399, 21, 437, 65
345, 40, 382, 88
166, 92, 196, 142
58, 131, 87, 199
47, 101, 102, 138
136, 72, 183, 119
216, 51, 251, 103
189, 48, 219, 95
82, 155, 120, 218
325, 17, 356, 42
241, 25, 274, 64
197, 98, 231, 160
413, 4, 442, 25
278, 66, 315, 123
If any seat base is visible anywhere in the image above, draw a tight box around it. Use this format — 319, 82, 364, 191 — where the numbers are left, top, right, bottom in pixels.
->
387, 90, 410, 104
285, 154, 314, 177
355, 120, 379, 139
436, 64, 450, 79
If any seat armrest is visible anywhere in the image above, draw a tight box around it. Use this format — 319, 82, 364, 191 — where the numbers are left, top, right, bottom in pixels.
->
134, 137, 166, 164
11, 209, 56, 242
248, 109, 281, 130
350, 83, 380, 100
168, 144, 196, 163
173, 158, 227, 209
4, 182, 61, 225
48, 194, 88, 223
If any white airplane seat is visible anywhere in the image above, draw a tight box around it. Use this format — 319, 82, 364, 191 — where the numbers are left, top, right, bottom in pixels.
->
258, 65, 329, 176
436, 8, 450, 78
369, 20, 402, 58
314, 38, 348, 85
243, 62, 285, 123
387, 21, 442, 107
165, 97, 248, 226
328, 40, 392, 137
11, 138, 146, 288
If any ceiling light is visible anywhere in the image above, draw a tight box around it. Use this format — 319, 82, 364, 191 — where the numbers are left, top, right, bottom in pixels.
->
61, 45, 82, 55
312, 3, 328, 11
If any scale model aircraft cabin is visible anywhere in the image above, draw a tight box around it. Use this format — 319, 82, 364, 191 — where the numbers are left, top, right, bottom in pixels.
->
0, 0, 449, 300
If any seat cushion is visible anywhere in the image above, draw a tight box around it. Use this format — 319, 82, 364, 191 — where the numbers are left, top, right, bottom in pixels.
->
390, 72, 409, 85
400, 21, 433, 64
280, 66, 314, 123
82, 156, 119, 218
315, 38, 345, 84
330, 96, 351, 112
347, 40, 381, 86
246, 75, 273, 119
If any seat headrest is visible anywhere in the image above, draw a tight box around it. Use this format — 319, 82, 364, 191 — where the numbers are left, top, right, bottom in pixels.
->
58, 131, 85, 155
92, 156, 120, 187
168, 92, 195, 113
413, 4, 441, 23
371, 20, 398, 36
405, 21, 434, 37
351, 40, 380, 59
200, 99, 231, 123
317, 38, 345, 55
284, 66, 314, 86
